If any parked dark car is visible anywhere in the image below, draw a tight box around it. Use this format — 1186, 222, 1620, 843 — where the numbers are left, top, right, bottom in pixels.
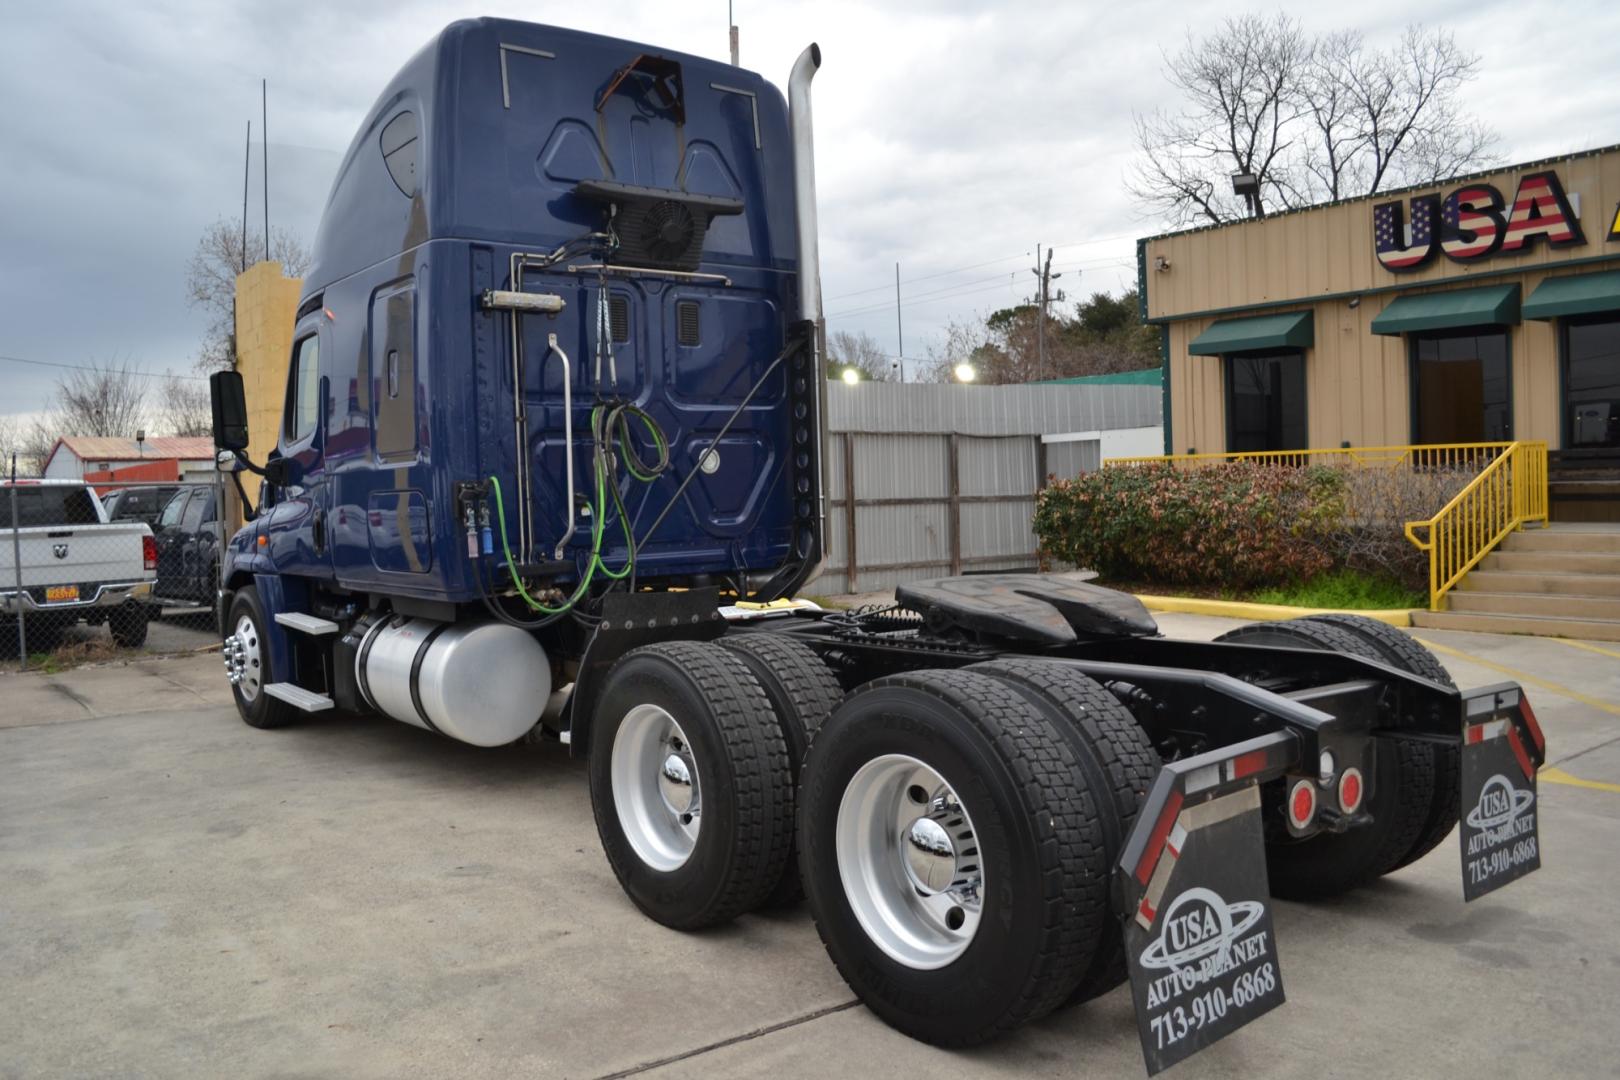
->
149, 487, 221, 606
101, 485, 184, 529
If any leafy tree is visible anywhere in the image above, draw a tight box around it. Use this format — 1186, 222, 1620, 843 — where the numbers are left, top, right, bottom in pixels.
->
1132, 16, 1497, 225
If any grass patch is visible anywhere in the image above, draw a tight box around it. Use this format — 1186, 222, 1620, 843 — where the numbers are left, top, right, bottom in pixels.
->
1247, 570, 1425, 610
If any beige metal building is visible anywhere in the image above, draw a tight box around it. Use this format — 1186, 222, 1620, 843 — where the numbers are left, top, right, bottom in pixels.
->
1138, 145, 1620, 519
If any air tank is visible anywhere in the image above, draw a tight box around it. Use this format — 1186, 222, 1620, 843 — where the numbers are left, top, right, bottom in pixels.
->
356, 616, 551, 747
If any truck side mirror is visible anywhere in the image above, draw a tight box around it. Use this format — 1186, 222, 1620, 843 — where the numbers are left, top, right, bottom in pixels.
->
210, 371, 250, 452
263, 456, 304, 488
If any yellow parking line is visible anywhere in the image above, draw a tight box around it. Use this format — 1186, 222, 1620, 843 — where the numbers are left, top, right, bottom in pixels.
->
1412, 637, 1620, 718
1550, 638, 1620, 662
1541, 767, 1620, 794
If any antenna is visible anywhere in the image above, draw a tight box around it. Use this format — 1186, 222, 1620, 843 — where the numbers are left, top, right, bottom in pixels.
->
261, 79, 270, 263
241, 121, 251, 274
728, 0, 739, 65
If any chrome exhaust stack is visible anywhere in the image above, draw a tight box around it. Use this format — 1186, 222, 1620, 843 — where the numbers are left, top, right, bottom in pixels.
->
787, 42, 831, 591
788, 43, 823, 328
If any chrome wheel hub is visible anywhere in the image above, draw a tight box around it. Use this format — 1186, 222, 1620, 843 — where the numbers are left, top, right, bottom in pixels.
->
611, 705, 702, 872
222, 614, 262, 702
836, 754, 984, 970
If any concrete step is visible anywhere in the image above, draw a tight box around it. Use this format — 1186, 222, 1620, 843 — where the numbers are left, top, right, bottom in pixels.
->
1459, 570, 1620, 597
1448, 591, 1620, 620
263, 683, 335, 712
1500, 528, 1620, 554
1483, 550, 1620, 574
1411, 609, 1620, 642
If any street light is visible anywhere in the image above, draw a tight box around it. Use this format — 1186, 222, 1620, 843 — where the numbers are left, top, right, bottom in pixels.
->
954, 362, 976, 383
840, 366, 861, 385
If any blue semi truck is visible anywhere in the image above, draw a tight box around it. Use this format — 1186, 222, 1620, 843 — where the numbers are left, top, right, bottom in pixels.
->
207, 19, 1545, 1073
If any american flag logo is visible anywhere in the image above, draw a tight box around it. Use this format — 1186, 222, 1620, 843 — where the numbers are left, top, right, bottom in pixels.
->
1374, 195, 1440, 272
1501, 170, 1585, 252
1440, 184, 1505, 262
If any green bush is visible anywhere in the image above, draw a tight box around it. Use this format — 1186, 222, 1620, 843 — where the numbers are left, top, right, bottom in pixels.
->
1033, 462, 1344, 590
1035, 460, 1470, 595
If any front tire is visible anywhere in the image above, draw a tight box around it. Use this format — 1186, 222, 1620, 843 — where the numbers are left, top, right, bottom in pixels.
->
798, 669, 1107, 1047
588, 641, 794, 930
224, 587, 300, 729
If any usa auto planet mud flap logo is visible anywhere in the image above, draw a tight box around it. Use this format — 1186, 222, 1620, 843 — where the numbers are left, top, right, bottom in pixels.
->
1460, 688, 1542, 901
1124, 787, 1285, 1075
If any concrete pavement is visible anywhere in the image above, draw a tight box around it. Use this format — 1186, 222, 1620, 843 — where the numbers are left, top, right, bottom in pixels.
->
1, 617, 1617, 1079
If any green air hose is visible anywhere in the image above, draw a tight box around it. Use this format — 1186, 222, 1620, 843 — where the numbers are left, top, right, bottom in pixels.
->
487, 402, 667, 614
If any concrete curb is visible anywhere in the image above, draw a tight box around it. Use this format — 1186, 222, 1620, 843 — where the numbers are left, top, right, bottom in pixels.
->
1135, 594, 1415, 627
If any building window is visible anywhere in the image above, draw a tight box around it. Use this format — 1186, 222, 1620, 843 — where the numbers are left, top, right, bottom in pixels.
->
1564, 315, 1620, 449
1225, 350, 1306, 452
1411, 329, 1511, 443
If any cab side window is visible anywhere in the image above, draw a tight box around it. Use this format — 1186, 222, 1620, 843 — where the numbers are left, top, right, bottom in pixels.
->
158, 491, 190, 530
286, 335, 321, 443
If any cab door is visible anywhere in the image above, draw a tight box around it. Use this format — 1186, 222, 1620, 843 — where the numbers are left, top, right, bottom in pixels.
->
262, 316, 335, 577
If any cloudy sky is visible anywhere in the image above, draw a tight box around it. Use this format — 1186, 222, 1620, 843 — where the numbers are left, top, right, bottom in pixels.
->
4, 0, 1620, 416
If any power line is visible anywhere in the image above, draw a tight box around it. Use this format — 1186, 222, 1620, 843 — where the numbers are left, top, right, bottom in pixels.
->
0, 354, 208, 381
824, 250, 1031, 302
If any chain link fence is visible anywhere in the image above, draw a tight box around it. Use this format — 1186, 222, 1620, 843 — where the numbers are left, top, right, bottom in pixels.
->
4, 475, 226, 672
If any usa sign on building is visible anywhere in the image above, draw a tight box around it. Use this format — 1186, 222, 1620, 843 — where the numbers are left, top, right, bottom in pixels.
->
1375, 171, 1587, 272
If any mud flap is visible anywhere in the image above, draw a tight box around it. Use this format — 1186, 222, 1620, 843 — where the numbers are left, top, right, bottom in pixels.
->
1116, 732, 1294, 1076
1459, 683, 1546, 901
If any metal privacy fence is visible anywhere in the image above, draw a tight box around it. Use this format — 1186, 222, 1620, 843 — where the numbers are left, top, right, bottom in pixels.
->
3, 479, 223, 671
815, 382, 1162, 595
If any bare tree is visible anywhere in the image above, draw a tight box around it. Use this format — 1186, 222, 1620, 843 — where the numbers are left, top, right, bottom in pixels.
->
187, 218, 312, 372
0, 414, 22, 474
827, 330, 897, 382
1133, 18, 1497, 226
153, 373, 213, 437
50, 361, 150, 438
1131, 14, 1313, 224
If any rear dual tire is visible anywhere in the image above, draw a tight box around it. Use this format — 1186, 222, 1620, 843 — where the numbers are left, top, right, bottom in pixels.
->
588, 641, 795, 930
798, 668, 1122, 1047
1213, 615, 1458, 898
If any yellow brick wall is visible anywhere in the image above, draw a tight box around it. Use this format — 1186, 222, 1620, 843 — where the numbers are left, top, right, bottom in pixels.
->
233, 261, 303, 463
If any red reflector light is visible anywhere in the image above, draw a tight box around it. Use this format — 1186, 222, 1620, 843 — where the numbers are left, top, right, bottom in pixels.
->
1287, 779, 1317, 829
1338, 768, 1364, 814
142, 534, 158, 571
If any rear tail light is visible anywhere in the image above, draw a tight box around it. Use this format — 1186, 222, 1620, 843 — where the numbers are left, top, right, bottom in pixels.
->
1338, 768, 1365, 814
1286, 778, 1317, 830
142, 534, 157, 571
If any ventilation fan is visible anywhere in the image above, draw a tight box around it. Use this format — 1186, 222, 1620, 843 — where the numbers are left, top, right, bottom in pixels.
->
639, 201, 698, 265
573, 180, 743, 272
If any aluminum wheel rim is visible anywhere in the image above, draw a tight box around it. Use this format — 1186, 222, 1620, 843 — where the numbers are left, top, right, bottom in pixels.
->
611, 704, 702, 872
835, 753, 984, 970
225, 613, 262, 702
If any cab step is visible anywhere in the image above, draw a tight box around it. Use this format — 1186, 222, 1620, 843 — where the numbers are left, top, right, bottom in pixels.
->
263, 683, 335, 712
274, 612, 340, 635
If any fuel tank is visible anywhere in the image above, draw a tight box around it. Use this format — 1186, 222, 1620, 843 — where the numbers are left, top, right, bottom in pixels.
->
357, 616, 551, 746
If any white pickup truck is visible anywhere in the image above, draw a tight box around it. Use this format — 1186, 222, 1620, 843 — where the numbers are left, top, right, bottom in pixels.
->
1, 479, 156, 652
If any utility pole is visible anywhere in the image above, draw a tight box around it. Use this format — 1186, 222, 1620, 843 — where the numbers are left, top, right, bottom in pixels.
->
894, 262, 904, 381
1031, 246, 1062, 381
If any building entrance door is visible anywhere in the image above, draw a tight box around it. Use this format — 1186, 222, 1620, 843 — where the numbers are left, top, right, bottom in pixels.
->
1411, 329, 1511, 443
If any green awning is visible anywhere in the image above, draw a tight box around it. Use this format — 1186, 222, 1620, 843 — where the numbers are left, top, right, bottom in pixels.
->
1370, 284, 1520, 336
1187, 311, 1314, 355
1523, 270, 1620, 320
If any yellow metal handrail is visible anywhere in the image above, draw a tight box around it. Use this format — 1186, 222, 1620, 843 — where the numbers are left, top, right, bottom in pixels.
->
1103, 440, 1550, 611
1105, 441, 1518, 472
1403, 441, 1549, 610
